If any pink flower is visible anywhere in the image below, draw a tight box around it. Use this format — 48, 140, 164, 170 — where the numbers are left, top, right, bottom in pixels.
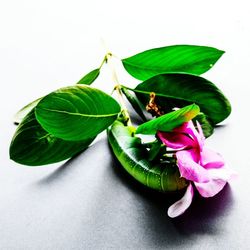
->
157, 121, 236, 218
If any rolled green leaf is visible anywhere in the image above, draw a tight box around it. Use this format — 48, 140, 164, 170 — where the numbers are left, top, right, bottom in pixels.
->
10, 109, 95, 166
122, 45, 224, 80
35, 85, 121, 141
133, 73, 231, 125
108, 120, 187, 192
77, 68, 100, 85
136, 104, 200, 135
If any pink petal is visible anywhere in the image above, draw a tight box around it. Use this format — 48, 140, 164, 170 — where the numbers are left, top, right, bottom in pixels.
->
182, 121, 201, 145
196, 121, 205, 149
157, 131, 194, 149
168, 184, 194, 218
187, 147, 200, 163
194, 167, 237, 197
206, 167, 238, 181
157, 121, 203, 151
174, 121, 204, 151
173, 122, 195, 136
200, 148, 225, 169
176, 150, 210, 183
194, 179, 227, 197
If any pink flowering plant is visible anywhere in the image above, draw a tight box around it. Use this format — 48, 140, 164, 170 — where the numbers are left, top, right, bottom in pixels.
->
158, 120, 236, 217
135, 103, 236, 218
10, 44, 235, 219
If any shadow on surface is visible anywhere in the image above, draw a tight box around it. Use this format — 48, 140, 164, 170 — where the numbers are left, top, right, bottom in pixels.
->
214, 124, 227, 129
36, 139, 104, 185
110, 147, 234, 240
173, 184, 233, 235
35, 138, 234, 247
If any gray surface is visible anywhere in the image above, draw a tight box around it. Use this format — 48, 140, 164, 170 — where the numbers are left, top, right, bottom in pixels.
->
0, 123, 247, 250
1, 1, 250, 249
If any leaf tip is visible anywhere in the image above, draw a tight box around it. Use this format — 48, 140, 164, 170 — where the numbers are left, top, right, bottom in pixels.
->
184, 104, 200, 120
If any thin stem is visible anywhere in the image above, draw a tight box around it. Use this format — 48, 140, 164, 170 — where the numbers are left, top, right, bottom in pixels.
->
106, 53, 132, 126
99, 54, 108, 69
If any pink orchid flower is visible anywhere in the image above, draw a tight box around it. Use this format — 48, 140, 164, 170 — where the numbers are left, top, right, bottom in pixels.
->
157, 121, 236, 218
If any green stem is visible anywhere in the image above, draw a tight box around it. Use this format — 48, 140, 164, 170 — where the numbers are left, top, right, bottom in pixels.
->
106, 53, 132, 126
99, 54, 109, 69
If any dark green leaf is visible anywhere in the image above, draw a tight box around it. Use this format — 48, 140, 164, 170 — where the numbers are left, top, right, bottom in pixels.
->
136, 104, 200, 135
77, 68, 100, 85
147, 140, 163, 161
9, 109, 95, 166
122, 45, 224, 80
121, 87, 147, 122
133, 73, 231, 125
193, 112, 214, 138
35, 85, 121, 141
13, 97, 42, 124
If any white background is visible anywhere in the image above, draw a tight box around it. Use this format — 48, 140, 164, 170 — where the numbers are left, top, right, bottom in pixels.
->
1, 1, 250, 249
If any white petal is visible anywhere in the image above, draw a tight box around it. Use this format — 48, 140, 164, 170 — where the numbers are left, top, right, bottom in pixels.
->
167, 184, 194, 218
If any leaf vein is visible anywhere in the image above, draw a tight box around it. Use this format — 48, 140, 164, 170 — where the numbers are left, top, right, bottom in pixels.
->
37, 107, 119, 118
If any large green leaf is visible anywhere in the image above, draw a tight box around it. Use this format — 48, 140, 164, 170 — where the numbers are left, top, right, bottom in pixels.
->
136, 104, 200, 134
76, 68, 100, 85
35, 85, 121, 141
9, 110, 95, 166
132, 73, 231, 125
122, 45, 224, 80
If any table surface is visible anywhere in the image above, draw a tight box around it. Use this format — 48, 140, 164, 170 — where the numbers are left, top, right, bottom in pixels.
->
0, 1, 249, 249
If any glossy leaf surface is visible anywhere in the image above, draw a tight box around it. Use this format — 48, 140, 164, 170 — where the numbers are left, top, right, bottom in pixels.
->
77, 68, 100, 85
108, 121, 187, 192
122, 45, 224, 80
35, 85, 121, 141
134, 73, 231, 125
10, 110, 95, 166
136, 104, 200, 135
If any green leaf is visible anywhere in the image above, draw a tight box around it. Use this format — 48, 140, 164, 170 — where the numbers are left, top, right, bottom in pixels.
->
121, 87, 147, 122
77, 68, 100, 85
193, 113, 214, 138
133, 73, 231, 125
13, 97, 42, 125
35, 85, 121, 141
136, 104, 200, 135
9, 109, 95, 166
147, 140, 163, 161
122, 45, 224, 80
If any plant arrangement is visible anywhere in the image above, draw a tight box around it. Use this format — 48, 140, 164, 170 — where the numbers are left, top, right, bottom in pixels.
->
10, 44, 236, 217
